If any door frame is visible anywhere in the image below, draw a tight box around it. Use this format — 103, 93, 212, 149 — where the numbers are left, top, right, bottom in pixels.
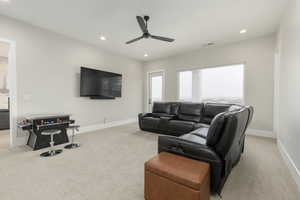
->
0, 37, 18, 148
146, 70, 165, 112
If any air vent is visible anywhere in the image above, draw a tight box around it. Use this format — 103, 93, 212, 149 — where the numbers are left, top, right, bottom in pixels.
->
206, 42, 215, 46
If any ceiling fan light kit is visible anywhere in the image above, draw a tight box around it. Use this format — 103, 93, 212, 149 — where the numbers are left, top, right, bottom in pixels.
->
126, 15, 175, 44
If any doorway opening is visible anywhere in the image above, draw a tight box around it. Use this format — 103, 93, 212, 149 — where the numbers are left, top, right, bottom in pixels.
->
0, 41, 10, 151
147, 71, 165, 112
0, 38, 17, 151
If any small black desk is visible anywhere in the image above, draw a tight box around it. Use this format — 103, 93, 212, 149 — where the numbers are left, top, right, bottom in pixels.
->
18, 114, 74, 150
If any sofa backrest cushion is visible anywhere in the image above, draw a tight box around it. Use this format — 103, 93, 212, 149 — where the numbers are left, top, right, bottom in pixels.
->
178, 103, 203, 123
206, 112, 225, 146
170, 103, 180, 115
215, 108, 249, 159
201, 103, 231, 124
152, 102, 171, 114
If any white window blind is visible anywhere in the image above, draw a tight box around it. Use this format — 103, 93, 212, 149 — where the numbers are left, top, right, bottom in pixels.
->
151, 76, 163, 101
179, 70, 192, 101
178, 64, 244, 104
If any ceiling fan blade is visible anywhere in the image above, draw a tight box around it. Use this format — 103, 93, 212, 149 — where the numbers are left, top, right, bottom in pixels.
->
151, 35, 175, 42
126, 36, 144, 44
136, 16, 147, 33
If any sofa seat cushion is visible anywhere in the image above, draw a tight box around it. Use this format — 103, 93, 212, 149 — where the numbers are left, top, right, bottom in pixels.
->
194, 123, 210, 129
157, 117, 171, 131
152, 113, 175, 118
180, 134, 207, 145
168, 120, 195, 133
190, 127, 209, 139
142, 117, 161, 129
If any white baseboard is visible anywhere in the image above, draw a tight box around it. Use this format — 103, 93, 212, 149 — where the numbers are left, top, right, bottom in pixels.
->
246, 129, 276, 138
277, 139, 300, 191
77, 118, 138, 135
13, 136, 29, 147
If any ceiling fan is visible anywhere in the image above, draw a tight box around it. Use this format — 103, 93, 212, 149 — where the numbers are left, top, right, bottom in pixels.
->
126, 15, 175, 44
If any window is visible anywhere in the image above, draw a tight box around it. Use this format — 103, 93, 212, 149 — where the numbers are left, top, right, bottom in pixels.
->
178, 64, 244, 104
151, 76, 163, 101
179, 70, 192, 101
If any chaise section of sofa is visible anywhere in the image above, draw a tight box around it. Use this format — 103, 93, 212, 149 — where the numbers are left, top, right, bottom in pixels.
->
139, 101, 254, 194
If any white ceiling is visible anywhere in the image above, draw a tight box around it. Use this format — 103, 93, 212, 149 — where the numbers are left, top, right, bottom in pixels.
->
0, 0, 288, 61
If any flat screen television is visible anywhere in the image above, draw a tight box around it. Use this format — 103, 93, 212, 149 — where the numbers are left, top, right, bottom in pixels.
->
80, 67, 122, 99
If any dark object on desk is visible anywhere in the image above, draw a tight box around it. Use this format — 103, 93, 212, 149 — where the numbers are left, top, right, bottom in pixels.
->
18, 114, 74, 150
0, 109, 9, 130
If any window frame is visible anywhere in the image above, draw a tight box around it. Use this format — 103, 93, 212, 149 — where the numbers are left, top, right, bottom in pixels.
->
177, 69, 193, 102
177, 63, 246, 104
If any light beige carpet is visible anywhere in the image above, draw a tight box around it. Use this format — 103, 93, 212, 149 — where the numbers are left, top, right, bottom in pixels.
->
0, 129, 9, 151
0, 123, 299, 200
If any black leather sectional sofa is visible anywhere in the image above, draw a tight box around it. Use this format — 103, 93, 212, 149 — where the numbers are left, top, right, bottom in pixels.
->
138, 102, 253, 194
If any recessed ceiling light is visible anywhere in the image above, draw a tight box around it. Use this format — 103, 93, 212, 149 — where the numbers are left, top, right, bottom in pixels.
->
240, 29, 247, 34
0, 0, 10, 3
99, 35, 106, 41
144, 53, 148, 57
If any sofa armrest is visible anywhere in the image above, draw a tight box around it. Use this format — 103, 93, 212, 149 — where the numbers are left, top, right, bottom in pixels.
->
138, 113, 153, 118
138, 113, 153, 130
158, 135, 223, 194
158, 135, 221, 162
160, 116, 175, 120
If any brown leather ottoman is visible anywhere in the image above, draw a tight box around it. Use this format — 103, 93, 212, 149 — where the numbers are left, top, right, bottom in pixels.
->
145, 152, 210, 200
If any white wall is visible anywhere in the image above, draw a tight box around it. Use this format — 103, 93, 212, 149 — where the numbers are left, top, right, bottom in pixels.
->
0, 15, 143, 146
143, 35, 275, 132
277, 0, 300, 187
